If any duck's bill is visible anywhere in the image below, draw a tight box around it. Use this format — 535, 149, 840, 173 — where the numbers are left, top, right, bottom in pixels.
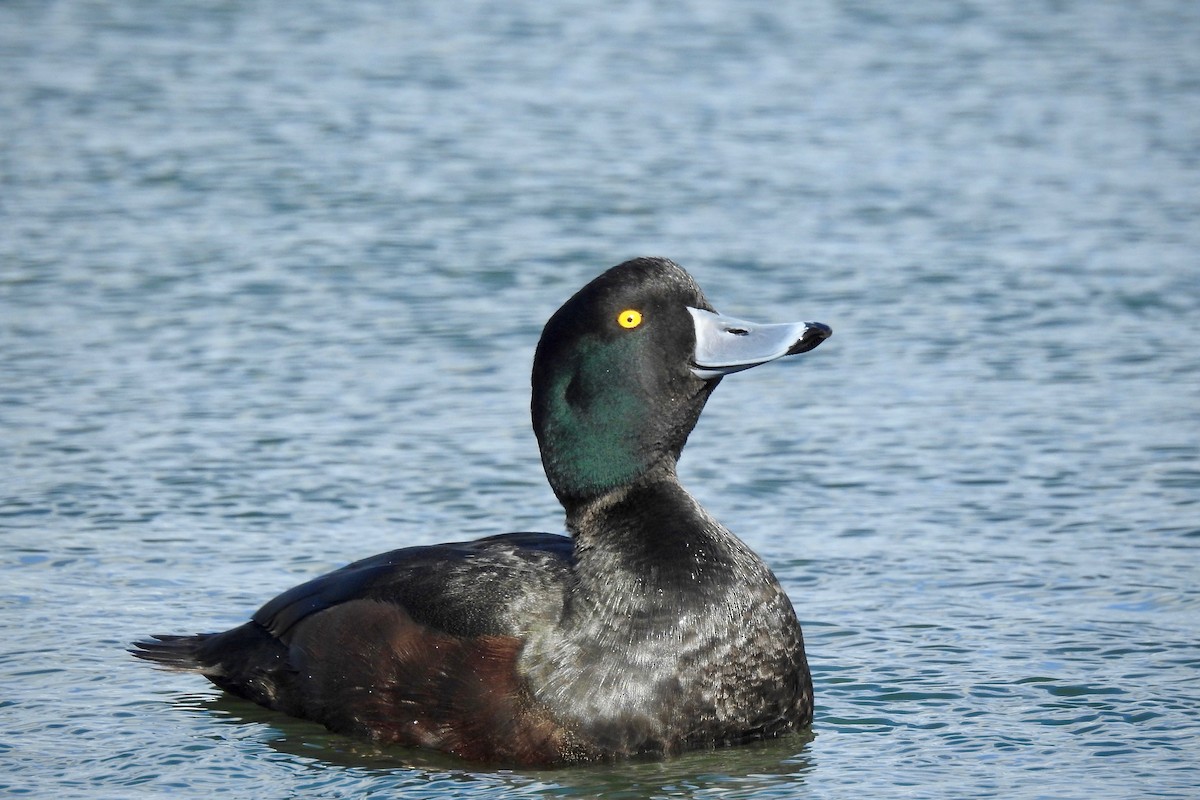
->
688, 307, 832, 380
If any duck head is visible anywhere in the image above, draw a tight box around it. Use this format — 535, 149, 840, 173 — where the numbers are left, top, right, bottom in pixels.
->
532, 257, 831, 507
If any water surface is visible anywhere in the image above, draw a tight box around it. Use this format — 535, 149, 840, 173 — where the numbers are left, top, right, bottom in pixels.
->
2, 1, 1199, 798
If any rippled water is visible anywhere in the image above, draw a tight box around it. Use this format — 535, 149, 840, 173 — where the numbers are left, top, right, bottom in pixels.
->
3, 1, 1199, 798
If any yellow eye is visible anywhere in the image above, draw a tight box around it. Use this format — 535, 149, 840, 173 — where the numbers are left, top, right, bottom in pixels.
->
617, 309, 643, 329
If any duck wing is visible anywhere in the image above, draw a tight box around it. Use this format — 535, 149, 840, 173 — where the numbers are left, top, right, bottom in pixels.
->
131, 534, 569, 694
253, 531, 574, 642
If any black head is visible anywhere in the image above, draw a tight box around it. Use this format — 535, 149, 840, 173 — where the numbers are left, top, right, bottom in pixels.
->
531, 257, 830, 508
532, 258, 715, 506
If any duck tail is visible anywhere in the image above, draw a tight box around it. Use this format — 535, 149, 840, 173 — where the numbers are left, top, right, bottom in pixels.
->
131, 624, 295, 711
129, 633, 218, 673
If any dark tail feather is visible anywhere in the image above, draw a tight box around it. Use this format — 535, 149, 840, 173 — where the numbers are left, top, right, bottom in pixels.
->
131, 624, 293, 710
129, 633, 218, 673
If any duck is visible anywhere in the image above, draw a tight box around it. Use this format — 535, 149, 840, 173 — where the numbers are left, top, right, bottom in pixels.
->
132, 256, 832, 765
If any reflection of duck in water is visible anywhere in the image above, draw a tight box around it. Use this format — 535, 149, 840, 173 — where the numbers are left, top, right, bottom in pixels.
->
133, 257, 832, 765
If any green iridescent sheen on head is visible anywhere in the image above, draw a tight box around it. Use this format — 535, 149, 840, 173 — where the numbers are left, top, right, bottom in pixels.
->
531, 258, 716, 506
537, 336, 646, 498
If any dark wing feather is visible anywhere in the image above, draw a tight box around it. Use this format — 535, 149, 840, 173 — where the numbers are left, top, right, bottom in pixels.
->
253, 531, 574, 641
131, 532, 575, 716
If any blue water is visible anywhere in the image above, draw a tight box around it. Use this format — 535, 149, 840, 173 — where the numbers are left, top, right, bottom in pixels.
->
3, 1, 1199, 797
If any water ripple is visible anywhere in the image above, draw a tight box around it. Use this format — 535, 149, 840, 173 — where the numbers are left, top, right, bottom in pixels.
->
4, 0, 1200, 798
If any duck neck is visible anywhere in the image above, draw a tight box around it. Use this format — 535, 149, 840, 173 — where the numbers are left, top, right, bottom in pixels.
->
563, 465, 762, 611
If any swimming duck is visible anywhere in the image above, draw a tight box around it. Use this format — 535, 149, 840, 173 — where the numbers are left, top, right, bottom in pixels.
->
132, 257, 832, 765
